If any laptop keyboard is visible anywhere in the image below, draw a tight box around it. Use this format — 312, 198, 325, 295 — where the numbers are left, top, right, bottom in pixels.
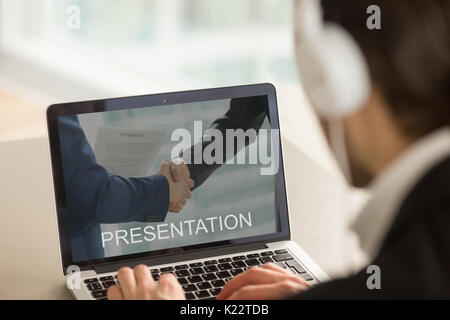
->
83, 249, 314, 300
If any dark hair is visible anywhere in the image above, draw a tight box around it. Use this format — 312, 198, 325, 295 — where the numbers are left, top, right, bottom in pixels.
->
323, 0, 450, 138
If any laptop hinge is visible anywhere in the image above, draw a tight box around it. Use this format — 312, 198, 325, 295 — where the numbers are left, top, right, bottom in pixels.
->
94, 242, 268, 274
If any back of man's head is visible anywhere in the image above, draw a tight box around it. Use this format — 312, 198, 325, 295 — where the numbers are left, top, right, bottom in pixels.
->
323, 0, 450, 138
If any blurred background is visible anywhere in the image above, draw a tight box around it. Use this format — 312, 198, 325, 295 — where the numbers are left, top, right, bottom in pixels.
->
0, 1, 368, 296
1, 0, 346, 185
0, 0, 296, 99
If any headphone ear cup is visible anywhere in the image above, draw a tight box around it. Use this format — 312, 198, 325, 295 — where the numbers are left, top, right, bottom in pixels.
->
296, 24, 371, 119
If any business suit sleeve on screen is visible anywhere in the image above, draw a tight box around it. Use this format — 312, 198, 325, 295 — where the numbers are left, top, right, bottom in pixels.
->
58, 115, 170, 227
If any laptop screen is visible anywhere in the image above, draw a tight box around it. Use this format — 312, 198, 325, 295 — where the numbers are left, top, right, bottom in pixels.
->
49, 85, 289, 267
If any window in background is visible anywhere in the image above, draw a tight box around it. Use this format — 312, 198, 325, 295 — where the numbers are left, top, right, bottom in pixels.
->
0, 0, 297, 99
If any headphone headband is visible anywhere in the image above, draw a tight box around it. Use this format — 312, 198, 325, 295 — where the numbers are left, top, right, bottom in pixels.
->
294, 0, 371, 119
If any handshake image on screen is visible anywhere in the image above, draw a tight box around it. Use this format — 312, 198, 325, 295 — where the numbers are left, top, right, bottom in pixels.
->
155, 94, 272, 215
157, 158, 195, 214
58, 95, 270, 261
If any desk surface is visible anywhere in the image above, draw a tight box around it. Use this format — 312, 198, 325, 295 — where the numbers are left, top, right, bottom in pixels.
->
0, 137, 71, 299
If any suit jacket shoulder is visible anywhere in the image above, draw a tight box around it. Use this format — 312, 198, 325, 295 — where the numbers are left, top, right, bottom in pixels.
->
291, 156, 450, 299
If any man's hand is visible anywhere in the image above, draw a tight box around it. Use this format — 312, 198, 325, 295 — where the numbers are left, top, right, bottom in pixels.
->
217, 263, 310, 300
157, 161, 191, 213
106, 263, 309, 300
170, 158, 195, 189
107, 265, 186, 300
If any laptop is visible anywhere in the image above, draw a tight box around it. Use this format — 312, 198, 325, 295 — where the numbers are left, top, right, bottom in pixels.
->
46, 83, 329, 300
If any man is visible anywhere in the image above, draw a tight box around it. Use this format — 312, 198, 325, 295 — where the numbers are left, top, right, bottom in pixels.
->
108, 0, 450, 299
58, 115, 191, 261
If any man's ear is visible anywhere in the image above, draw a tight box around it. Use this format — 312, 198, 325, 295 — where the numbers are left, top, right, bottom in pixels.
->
314, 88, 378, 187
315, 91, 371, 152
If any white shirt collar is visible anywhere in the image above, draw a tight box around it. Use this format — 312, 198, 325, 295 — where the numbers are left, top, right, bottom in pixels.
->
351, 127, 450, 260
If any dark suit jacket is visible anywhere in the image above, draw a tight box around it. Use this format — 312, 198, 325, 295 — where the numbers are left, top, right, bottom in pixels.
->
183, 96, 269, 189
292, 156, 450, 299
58, 115, 170, 262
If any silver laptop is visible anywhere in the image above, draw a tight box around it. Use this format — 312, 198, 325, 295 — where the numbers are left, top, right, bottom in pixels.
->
46, 83, 328, 300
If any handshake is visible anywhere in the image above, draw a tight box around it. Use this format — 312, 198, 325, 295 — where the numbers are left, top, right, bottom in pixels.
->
157, 158, 195, 213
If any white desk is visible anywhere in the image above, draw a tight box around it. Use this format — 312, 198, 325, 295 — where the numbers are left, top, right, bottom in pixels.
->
0, 137, 71, 299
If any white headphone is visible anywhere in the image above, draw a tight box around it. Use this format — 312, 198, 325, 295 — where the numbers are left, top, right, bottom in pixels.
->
294, 0, 371, 120
294, 0, 371, 182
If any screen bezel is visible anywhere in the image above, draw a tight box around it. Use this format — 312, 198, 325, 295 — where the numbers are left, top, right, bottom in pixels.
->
46, 83, 291, 273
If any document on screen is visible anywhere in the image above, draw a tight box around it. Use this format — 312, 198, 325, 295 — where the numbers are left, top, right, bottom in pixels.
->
94, 126, 167, 178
